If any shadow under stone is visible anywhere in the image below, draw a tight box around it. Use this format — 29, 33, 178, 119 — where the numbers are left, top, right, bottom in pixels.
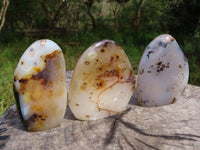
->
1, 103, 26, 131
0, 135, 10, 149
64, 104, 76, 120
128, 91, 138, 106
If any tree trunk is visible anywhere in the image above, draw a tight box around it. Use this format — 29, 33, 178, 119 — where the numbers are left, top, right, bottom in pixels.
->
88, 8, 96, 32
0, 0, 9, 31
83, 0, 96, 32
134, 0, 148, 32
39, 0, 67, 29
1, 71, 200, 149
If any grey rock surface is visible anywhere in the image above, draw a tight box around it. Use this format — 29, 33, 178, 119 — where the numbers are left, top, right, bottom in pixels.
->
0, 71, 200, 150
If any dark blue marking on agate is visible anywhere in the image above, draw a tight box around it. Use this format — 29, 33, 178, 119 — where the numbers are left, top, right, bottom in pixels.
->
158, 41, 168, 48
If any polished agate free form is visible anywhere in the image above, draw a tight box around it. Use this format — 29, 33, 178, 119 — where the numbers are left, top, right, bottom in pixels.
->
13, 39, 67, 131
69, 40, 135, 120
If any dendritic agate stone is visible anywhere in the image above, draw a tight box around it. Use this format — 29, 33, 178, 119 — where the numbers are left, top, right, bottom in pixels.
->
69, 40, 135, 120
13, 39, 67, 131
136, 34, 189, 107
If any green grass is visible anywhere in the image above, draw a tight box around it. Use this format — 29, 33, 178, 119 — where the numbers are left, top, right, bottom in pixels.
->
0, 41, 27, 115
0, 37, 199, 115
0, 62, 15, 114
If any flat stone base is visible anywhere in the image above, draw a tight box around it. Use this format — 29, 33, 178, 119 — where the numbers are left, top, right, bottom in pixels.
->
1, 71, 200, 150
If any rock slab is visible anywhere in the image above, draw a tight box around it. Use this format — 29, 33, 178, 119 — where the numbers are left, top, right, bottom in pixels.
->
1, 71, 200, 150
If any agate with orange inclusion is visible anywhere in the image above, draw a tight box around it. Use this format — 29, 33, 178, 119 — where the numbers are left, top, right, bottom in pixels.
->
13, 39, 67, 131
69, 40, 135, 120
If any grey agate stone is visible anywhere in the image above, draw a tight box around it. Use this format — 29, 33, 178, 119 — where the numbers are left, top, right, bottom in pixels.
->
136, 34, 189, 107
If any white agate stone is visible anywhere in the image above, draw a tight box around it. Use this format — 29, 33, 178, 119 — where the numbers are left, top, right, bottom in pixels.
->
136, 34, 189, 107
69, 40, 135, 120
13, 39, 67, 131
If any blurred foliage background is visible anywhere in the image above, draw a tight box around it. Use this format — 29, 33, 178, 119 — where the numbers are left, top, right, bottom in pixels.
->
0, 0, 200, 114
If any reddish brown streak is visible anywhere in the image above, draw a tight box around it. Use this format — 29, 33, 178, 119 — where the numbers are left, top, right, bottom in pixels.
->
92, 67, 135, 113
